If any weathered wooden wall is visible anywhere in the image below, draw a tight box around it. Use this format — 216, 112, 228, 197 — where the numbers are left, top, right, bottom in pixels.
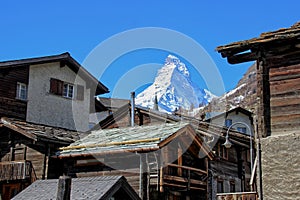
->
0, 129, 62, 180
269, 63, 300, 135
0, 66, 29, 119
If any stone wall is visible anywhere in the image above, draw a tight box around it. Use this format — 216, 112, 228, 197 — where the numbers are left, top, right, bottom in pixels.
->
261, 132, 300, 200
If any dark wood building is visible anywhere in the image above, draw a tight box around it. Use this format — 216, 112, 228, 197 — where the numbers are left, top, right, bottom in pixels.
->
59, 123, 214, 200
60, 104, 254, 200
216, 21, 300, 199
216, 22, 300, 138
0, 117, 79, 200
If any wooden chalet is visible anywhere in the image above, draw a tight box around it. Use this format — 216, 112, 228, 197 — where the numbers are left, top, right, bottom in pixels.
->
216, 21, 300, 199
0, 117, 79, 200
216, 21, 300, 137
0, 52, 109, 132
0, 53, 109, 199
59, 123, 213, 200
59, 104, 254, 200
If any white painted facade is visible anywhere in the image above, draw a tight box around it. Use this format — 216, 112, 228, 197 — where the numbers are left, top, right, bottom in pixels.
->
209, 109, 253, 136
26, 62, 91, 132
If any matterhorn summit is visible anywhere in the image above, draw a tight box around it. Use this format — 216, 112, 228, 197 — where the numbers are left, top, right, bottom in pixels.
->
135, 55, 216, 114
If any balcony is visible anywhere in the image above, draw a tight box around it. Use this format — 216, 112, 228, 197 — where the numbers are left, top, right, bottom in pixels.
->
217, 192, 257, 200
0, 160, 34, 181
162, 163, 208, 191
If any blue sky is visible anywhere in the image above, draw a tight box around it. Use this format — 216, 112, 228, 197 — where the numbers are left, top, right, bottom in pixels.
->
1, 1, 299, 98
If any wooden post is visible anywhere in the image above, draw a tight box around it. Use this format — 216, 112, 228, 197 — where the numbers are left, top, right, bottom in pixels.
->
9, 147, 14, 161
256, 55, 271, 138
23, 146, 27, 160
56, 176, 71, 200
178, 146, 182, 176
159, 166, 164, 193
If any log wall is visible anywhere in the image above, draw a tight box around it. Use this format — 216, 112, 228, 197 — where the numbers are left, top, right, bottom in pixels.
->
0, 66, 29, 119
269, 63, 300, 135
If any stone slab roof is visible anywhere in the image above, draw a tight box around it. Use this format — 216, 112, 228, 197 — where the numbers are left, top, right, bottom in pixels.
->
12, 176, 140, 200
59, 122, 191, 157
216, 21, 300, 54
0, 117, 80, 144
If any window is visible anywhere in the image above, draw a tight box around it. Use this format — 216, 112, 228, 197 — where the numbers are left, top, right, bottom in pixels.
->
237, 127, 247, 134
217, 180, 224, 193
230, 181, 236, 192
225, 119, 232, 127
218, 143, 228, 160
50, 78, 83, 100
63, 83, 74, 98
50, 78, 63, 95
16, 82, 27, 100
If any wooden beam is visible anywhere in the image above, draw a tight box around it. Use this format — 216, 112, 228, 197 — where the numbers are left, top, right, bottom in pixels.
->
160, 166, 164, 192
227, 52, 257, 64
163, 182, 206, 191
177, 146, 182, 176
164, 175, 206, 186
59, 137, 161, 151
167, 163, 207, 175
1, 117, 37, 141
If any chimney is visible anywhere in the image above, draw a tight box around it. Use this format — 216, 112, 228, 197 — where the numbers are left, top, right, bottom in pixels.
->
130, 92, 135, 127
153, 94, 159, 111
56, 176, 71, 200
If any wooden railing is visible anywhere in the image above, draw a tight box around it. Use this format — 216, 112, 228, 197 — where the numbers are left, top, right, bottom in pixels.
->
162, 163, 207, 191
217, 192, 257, 200
0, 160, 32, 181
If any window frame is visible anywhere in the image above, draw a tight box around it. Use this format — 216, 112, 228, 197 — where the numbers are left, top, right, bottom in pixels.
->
237, 126, 247, 134
16, 82, 28, 101
217, 179, 224, 193
63, 83, 74, 99
230, 180, 236, 192
225, 118, 232, 128
218, 143, 228, 160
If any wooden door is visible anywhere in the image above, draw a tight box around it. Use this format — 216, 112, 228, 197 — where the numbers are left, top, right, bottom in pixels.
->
2, 183, 21, 200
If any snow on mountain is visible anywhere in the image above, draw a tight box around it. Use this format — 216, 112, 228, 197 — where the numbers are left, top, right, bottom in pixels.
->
135, 55, 217, 114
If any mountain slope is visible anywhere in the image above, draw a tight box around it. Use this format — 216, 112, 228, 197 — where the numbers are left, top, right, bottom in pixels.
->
135, 55, 216, 113
198, 63, 257, 117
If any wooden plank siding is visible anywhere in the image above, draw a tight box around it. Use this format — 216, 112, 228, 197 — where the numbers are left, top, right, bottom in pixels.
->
269, 64, 300, 135
0, 130, 62, 180
0, 66, 29, 119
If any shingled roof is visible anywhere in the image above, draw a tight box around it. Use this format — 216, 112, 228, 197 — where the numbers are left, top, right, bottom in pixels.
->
0, 117, 80, 144
12, 176, 140, 200
58, 122, 214, 159
216, 21, 300, 64
0, 52, 109, 95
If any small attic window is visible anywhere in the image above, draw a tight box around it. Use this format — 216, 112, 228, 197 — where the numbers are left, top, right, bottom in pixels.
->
225, 119, 232, 128
16, 82, 28, 100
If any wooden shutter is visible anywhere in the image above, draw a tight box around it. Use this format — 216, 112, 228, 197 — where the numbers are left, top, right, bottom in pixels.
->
76, 85, 84, 101
50, 78, 63, 95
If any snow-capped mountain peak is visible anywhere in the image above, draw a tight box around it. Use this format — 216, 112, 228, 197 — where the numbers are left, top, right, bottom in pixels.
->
135, 55, 216, 114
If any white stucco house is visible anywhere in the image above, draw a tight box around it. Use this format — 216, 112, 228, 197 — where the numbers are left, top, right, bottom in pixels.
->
0, 52, 109, 132
205, 107, 253, 136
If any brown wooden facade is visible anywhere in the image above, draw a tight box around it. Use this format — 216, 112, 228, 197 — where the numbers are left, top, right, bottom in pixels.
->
0, 117, 79, 200
60, 124, 214, 200
216, 22, 300, 137
0, 66, 29, 119
64, 106, 253, 200
216, 21, 300, 200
